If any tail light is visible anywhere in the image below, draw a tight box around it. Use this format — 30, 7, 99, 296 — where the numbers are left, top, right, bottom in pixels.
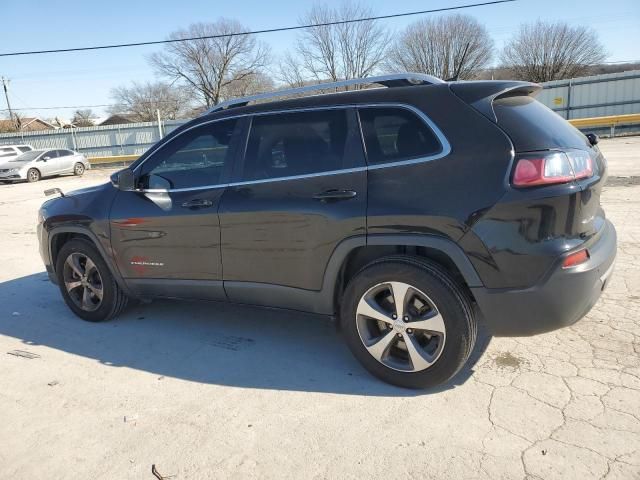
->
512, 150, 594, 187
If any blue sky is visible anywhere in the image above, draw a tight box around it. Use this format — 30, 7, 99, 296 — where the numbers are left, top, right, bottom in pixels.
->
2, 0, 639, 120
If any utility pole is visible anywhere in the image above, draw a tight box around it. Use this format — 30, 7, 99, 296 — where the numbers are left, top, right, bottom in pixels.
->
156, 108, 163, 139
1, 77, 17, 129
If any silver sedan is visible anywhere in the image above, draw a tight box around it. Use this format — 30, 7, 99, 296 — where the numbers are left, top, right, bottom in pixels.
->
0, 148, 91, 183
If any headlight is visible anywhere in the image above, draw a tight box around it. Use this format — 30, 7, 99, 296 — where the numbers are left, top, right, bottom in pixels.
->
9, 168, 19, 173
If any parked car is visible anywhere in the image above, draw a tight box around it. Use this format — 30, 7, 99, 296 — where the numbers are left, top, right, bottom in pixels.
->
0, 144, 33, 161
0, 148, 90, 183
37, 73, 616, 389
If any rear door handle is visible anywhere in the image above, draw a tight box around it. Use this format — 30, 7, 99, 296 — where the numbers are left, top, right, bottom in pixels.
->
312, 189, 357, 202
181, 199, 214, 209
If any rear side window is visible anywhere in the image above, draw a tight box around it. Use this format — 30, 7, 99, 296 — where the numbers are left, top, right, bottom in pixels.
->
359, 107, 442, 165
57, 149, 74, 157
243, 109, 349, 181
0, 147, 15, 157
140, 119, 238, 190
493, 96, 589, 151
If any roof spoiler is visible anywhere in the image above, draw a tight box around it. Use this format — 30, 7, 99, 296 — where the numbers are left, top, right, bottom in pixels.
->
450, 81, 541, 123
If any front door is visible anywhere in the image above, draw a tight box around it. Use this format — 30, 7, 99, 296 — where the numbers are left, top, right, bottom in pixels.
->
219, 108, 367, 308
37, 149, 59, 176
110, 118, 241, 300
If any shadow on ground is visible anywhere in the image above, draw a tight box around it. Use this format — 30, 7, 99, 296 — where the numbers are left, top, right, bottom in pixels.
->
0, 272, 491, 396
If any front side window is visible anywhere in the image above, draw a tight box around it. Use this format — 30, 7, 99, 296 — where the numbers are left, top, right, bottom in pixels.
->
57, 149, 74, 157
41, 150, 58, 160
359, 107, 442, 165
243, 110, 349, 181
139, 119, 238, 190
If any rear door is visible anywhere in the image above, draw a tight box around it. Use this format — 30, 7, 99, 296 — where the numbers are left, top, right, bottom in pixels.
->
56, 149, 76, 172
109, 118, 242, 300
219, 108, 367, 307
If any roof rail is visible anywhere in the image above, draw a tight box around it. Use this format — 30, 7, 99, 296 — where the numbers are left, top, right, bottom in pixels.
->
204, 72, 444, 115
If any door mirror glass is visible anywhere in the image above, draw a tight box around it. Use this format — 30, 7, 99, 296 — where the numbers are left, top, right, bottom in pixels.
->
42, 156, 50, 161
111, 168, 135, 191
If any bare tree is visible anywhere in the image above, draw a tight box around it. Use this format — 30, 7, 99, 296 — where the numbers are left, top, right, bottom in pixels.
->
501, 21, 606, 82
0, 111, 26, 133
283, 1, 389, 86
385, 14, 493, 80
109, 81, 190, 121
277, 51, 307, 88
222, 72, 275, 99
150, 19, 270, 107
71, 109, 95, 127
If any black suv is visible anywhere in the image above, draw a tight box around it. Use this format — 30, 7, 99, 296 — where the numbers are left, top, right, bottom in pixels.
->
37, 74, 616, 388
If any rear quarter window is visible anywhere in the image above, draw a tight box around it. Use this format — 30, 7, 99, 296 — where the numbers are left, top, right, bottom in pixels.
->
358, 107, 442, 165
493, 96, 590, 151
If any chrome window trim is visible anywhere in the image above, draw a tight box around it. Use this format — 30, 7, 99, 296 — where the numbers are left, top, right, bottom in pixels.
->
134, 103, 450, 193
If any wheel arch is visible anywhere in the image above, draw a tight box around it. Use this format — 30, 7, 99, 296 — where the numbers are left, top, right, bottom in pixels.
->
49, 226, 131, 295
322, 234, 483, 316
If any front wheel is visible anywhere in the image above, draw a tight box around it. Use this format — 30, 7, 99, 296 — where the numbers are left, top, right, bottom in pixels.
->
340, 256, 476, 389
27, 168, 40, 182
73, 162, 85, 176
55, 239, 128, 322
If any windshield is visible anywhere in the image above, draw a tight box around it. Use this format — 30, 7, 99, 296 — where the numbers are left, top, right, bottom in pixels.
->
10, 150, 42, 162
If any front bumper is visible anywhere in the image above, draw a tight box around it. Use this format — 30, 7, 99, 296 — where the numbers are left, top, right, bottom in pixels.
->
472, 219, 617, 336
0, 171, 25, 180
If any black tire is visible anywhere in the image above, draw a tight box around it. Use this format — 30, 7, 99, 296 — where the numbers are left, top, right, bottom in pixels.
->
55, 239, 128, 322
73, 162, 85, 176
27, 168, 40, 183
340, 255, 476, 389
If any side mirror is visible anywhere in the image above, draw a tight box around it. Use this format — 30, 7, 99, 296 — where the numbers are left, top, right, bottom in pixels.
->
111, 168, 135, 191
586, 133, 599, 146
42, 156, 50, 161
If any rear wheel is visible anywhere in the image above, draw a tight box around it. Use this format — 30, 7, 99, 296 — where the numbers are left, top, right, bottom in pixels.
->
27, 168, 40, 183
55, 239, 128, 322
340, 256, 476, 389
73, 162, 85, 176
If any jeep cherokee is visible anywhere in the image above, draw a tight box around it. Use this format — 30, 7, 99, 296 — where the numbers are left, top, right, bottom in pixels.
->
37, 73, 617, 389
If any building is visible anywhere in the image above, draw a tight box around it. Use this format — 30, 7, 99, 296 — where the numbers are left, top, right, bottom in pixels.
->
0, 117, 56, 133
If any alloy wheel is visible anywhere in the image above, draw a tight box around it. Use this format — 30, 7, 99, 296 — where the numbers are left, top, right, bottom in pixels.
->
355, 281, 446, 372
74, 163, 85, 175
28, 170, 39, 182
62, 252, 104, 312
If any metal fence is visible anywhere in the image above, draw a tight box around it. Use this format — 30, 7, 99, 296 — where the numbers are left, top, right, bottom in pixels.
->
0, 119, 188, 157
538, 70, 640, 120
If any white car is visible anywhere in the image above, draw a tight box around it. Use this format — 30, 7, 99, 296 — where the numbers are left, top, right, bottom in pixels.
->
0, 149, 91, 183
0, 144, 33, 161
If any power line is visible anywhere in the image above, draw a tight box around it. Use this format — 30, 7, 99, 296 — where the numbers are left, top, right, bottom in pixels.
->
0, 0, 517, 57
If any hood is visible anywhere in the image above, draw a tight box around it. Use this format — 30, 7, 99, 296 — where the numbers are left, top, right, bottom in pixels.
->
65, 182, 112, 198
0, 159, 31, 168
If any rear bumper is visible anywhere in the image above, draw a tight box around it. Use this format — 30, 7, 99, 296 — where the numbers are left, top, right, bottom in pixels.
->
472, 219, 617, 336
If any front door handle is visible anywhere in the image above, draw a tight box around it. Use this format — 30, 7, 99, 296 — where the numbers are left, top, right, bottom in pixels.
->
181, 199, 214, 209
312, 189, 357, 202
